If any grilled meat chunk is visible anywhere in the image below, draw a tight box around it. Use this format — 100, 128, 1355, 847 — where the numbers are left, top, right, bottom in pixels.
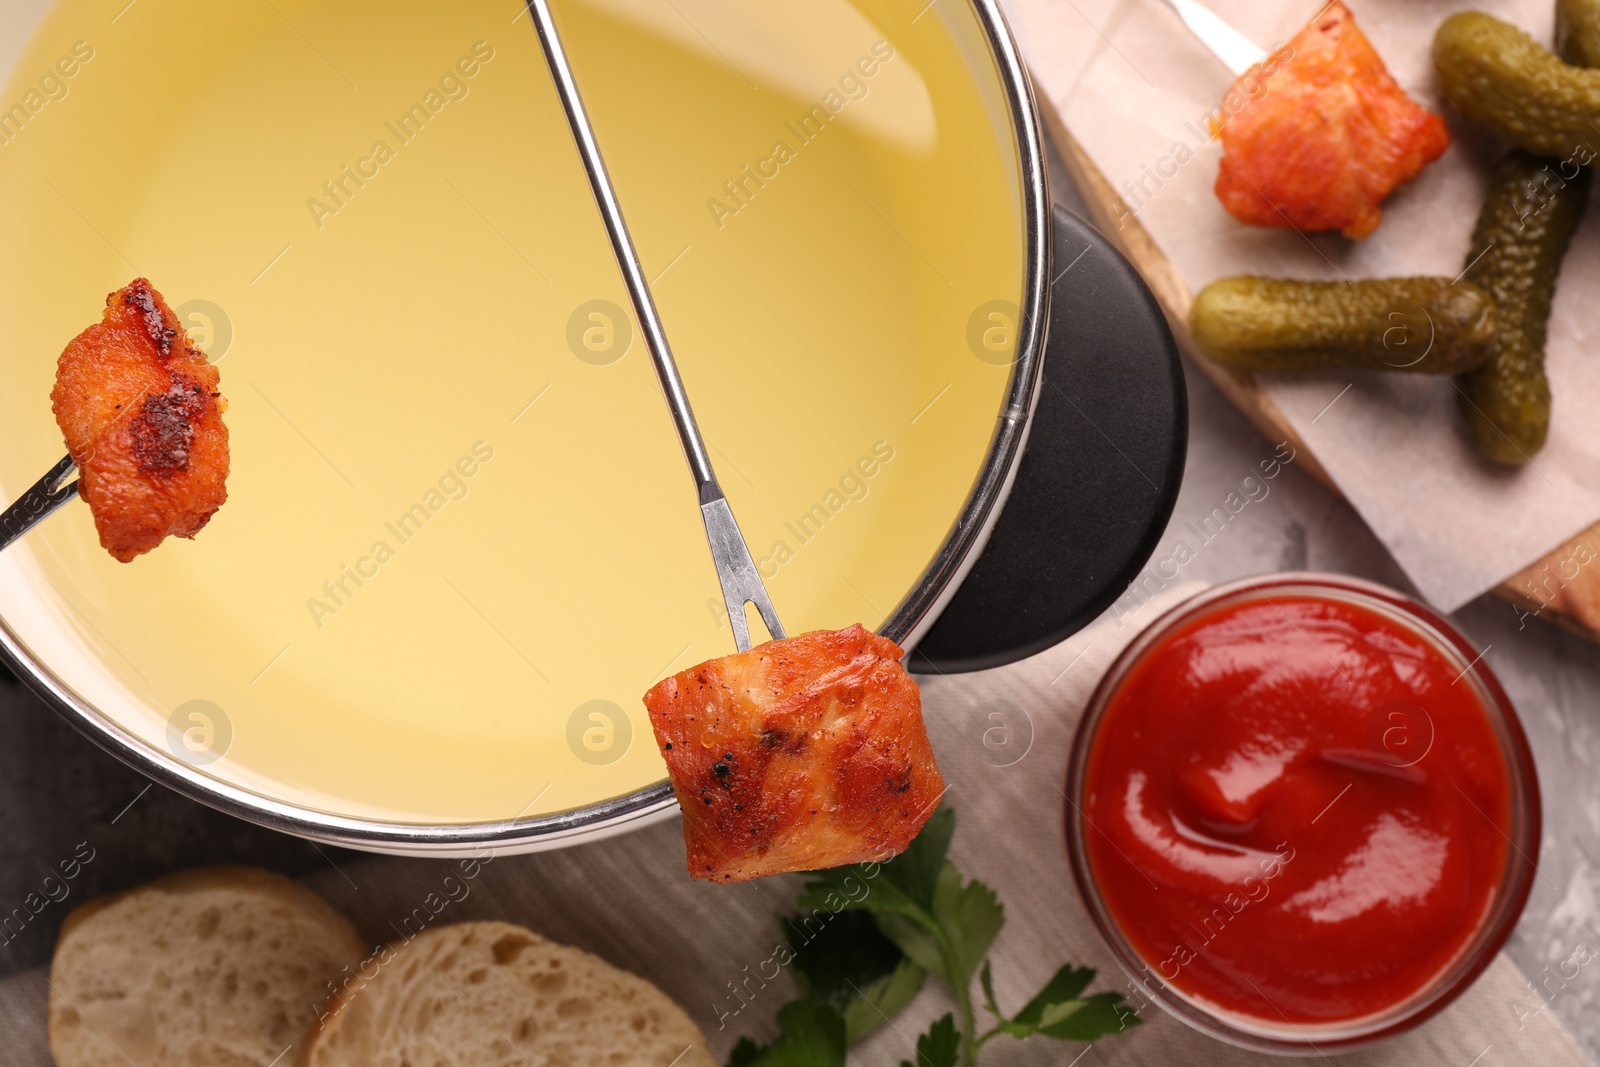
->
51, 279, 229, 561
1215, 1, 1451, 239
643, 625, 943, 883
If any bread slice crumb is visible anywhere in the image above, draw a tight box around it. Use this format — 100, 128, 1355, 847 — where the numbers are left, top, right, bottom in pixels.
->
303, 920, 715, 1067
48, 866, 367, 1067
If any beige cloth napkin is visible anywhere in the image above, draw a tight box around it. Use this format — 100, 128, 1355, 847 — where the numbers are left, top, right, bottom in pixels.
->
0, 582, 1585, 1065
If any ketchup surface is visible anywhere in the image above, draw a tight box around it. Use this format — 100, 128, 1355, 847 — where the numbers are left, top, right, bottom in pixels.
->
1080, 593, 1513, 1024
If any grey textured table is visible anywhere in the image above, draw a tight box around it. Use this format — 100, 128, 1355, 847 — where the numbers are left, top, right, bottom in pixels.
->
0, 128, 1596, 1064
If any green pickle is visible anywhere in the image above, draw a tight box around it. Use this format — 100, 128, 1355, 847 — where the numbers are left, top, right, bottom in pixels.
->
1453, 11, 1596, 465
1190, 277, 1498, 374
1434, 12, 1600, 161
1557, 0, 1600, 68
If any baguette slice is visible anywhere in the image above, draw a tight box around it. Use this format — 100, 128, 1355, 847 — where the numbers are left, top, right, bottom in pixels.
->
303, 920, 715, 1067
49, 866, 367, 1067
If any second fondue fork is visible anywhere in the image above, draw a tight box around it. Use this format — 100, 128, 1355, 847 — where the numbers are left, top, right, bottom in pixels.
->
523, 0, 785, 654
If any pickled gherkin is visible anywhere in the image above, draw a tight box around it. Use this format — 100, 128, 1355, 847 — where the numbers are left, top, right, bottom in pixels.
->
1433, 12, 1600, 161
1557, 0, 1600, 68
1453, 24, 1593, 470
1189, 277, 1498, 374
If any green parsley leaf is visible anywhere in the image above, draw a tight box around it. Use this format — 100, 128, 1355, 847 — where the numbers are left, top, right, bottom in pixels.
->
980, 961, 1002, 1019
900, 1013, 960, 1067
842, 958, 927, 1045
1036, 992, 1141, 1042
732, 805, 1139, 1066
869, 911, 949, 981
928, 864, 1004, 989
728, 1037, 769, 1067
794, 808, 954, 919
796, 808, 999, 995
786, 910, 926, 1045
787, 911, 902, 1004
738, 1001, 847, 1067
886, 807, 956, 910
980, 962, 1142, 1044
1013, 964, 1096, 1029
794, 867, 914, 931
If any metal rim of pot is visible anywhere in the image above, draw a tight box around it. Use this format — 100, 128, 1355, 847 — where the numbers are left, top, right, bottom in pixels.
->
0, 0, 1051, 858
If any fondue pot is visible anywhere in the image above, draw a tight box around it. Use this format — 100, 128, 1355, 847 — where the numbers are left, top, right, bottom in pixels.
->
0, 0, 1183, 854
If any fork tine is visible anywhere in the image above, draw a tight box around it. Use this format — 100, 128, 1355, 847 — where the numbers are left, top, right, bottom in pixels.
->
700, 494, 785, 652
0, 454, 79, 554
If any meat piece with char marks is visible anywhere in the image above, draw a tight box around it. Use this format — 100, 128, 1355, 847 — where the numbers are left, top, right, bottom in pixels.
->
51, 279, 229, 562
1214, 1, 1451, 239
644, 624, 944, 883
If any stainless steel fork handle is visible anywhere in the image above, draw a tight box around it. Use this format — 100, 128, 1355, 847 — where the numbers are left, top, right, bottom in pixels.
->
524, 0, 785, 652
0, 454, 78, 554
1158, 0, 1268, 77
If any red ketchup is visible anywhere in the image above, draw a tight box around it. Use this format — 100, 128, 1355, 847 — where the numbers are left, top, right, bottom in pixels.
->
1079, 593, 1514, 1024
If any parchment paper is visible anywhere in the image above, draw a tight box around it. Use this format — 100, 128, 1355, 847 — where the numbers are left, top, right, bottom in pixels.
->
1003, 0, 1600, 612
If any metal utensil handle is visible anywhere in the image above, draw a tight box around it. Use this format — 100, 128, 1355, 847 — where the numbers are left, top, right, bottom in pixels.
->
1157, 0, 1267, 77
524, 0, 784, 652
0, 454, 78, 554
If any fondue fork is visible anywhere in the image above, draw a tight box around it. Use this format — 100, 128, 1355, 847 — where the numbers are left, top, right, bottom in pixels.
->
1156, 0, 1268, 76
0, 454, 77, 554
2, 7, 792, 656
524, 0, 785, 653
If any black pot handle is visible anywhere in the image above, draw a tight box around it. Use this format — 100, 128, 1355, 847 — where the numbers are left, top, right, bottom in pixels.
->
908, 206, 1187, 674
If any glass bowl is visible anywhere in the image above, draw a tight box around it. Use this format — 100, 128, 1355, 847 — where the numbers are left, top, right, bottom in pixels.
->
1064, 573, 1540, 1054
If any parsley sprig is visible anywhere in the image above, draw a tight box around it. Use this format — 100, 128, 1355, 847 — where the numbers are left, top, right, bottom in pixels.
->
728, 807, 1138, 1067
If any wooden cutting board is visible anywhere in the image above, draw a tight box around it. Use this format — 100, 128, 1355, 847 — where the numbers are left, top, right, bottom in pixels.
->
1032, 96, 1600, 643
